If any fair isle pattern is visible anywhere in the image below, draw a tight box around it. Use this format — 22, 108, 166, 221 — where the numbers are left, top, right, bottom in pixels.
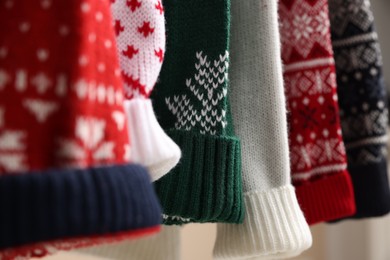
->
57, 117, 120, 167
279, 0, 333, 61
0, 0, 131, 255
111, 0, 165, 99
329, 0, 373, 37
279, 0, 348, 182
329, 0, 388, 164
165, 51, 229, 135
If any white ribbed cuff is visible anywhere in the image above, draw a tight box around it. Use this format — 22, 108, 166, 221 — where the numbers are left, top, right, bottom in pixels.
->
213, 185, 312, 259
76, 226, 181, 260
124, 99, 181, 181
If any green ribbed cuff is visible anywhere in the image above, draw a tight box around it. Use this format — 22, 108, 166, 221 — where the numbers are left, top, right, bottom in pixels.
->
154, 130, 244, 224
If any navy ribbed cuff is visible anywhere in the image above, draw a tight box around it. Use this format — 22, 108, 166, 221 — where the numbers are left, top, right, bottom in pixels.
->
0, 164, 162, 249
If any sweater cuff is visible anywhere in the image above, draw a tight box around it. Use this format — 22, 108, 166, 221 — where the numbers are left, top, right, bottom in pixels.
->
295, 170, 356, 225
347, 159, 390, 218
0, 164, 162, 254
213, 185, 312, 259
155, 130, 244, 224
124, 99, 181, 181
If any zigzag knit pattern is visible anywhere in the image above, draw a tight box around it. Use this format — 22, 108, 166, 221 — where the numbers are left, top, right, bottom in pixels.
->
329, 0, 390, 218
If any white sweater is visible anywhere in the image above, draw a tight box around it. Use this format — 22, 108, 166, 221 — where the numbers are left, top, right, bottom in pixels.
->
213, 0, 312, 259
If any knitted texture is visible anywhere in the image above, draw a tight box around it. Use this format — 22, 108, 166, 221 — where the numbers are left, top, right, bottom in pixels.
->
151, 0, 243, 225
0, 0, 161, 257
328, 0, 390, 218
279, 0, 356, 225
213, 1, 311, 259
77, 226, 181, 260
111, 0, 181, 180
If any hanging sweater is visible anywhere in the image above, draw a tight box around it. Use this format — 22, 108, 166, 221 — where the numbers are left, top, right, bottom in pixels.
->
0, 0, 161, 259
151, 0, 244, 225
111, 0, 181, 181
328, 0, 390, 219
278, 0, 356, 224
213, 0, 312, 259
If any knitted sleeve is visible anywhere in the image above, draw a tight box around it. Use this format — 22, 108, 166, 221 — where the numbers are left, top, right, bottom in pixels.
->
0, 0, 161, 258
279, 0, 356, 224
329, 0, 390, 219
213, 0, 312, 259
151, 0, 244, 225
111, 0, 181, 180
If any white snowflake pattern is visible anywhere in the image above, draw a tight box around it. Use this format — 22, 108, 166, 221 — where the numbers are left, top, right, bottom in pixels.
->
57, 116, 115, 166
284, 67, 336, 98
280, 0, 333, 60
165, 51, 229, 135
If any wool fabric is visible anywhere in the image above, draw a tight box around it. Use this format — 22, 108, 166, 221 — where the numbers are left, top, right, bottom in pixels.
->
111, 0, 181, 181
329, 0, 390, 219
151, 0, 244, 225
0, 0, 161, 258
279, 0, 356, 225
213, 0, 312, 259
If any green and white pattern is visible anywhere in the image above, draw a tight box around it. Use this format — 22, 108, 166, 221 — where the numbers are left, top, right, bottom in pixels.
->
165, 51, 229, 135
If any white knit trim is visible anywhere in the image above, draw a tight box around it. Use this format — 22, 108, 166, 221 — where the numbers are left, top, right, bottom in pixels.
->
332, 32, 378, 47
283, 57, 334, 72
76, 226, 181, 260
345, 135, 388, 149
124, 99, 181, 181
213, 185, 312, 259
292, 164, 347, 181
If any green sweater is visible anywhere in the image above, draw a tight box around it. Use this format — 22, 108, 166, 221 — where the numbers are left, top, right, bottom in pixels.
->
151, 0, 244, 224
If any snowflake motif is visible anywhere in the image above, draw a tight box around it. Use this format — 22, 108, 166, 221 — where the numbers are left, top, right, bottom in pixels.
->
311, 138, 347, 164
290, 138, 347, 172
292, 14, 313, 41
313, 10, 331, 36
334, 41, 381, 72
57, 117, 115, 166
165, 51, 229, 135
284, 67, 336, 98
341, 110, 388, 140
329, 0, 373, 36
279, 0, 333, 60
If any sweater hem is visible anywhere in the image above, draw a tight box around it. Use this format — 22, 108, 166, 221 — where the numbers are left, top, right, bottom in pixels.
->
0, 164, 162, 250
295, 170, 356, 225
155, 130, 244, 224
340, 159, 390, 219
213, 185, 312, 259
